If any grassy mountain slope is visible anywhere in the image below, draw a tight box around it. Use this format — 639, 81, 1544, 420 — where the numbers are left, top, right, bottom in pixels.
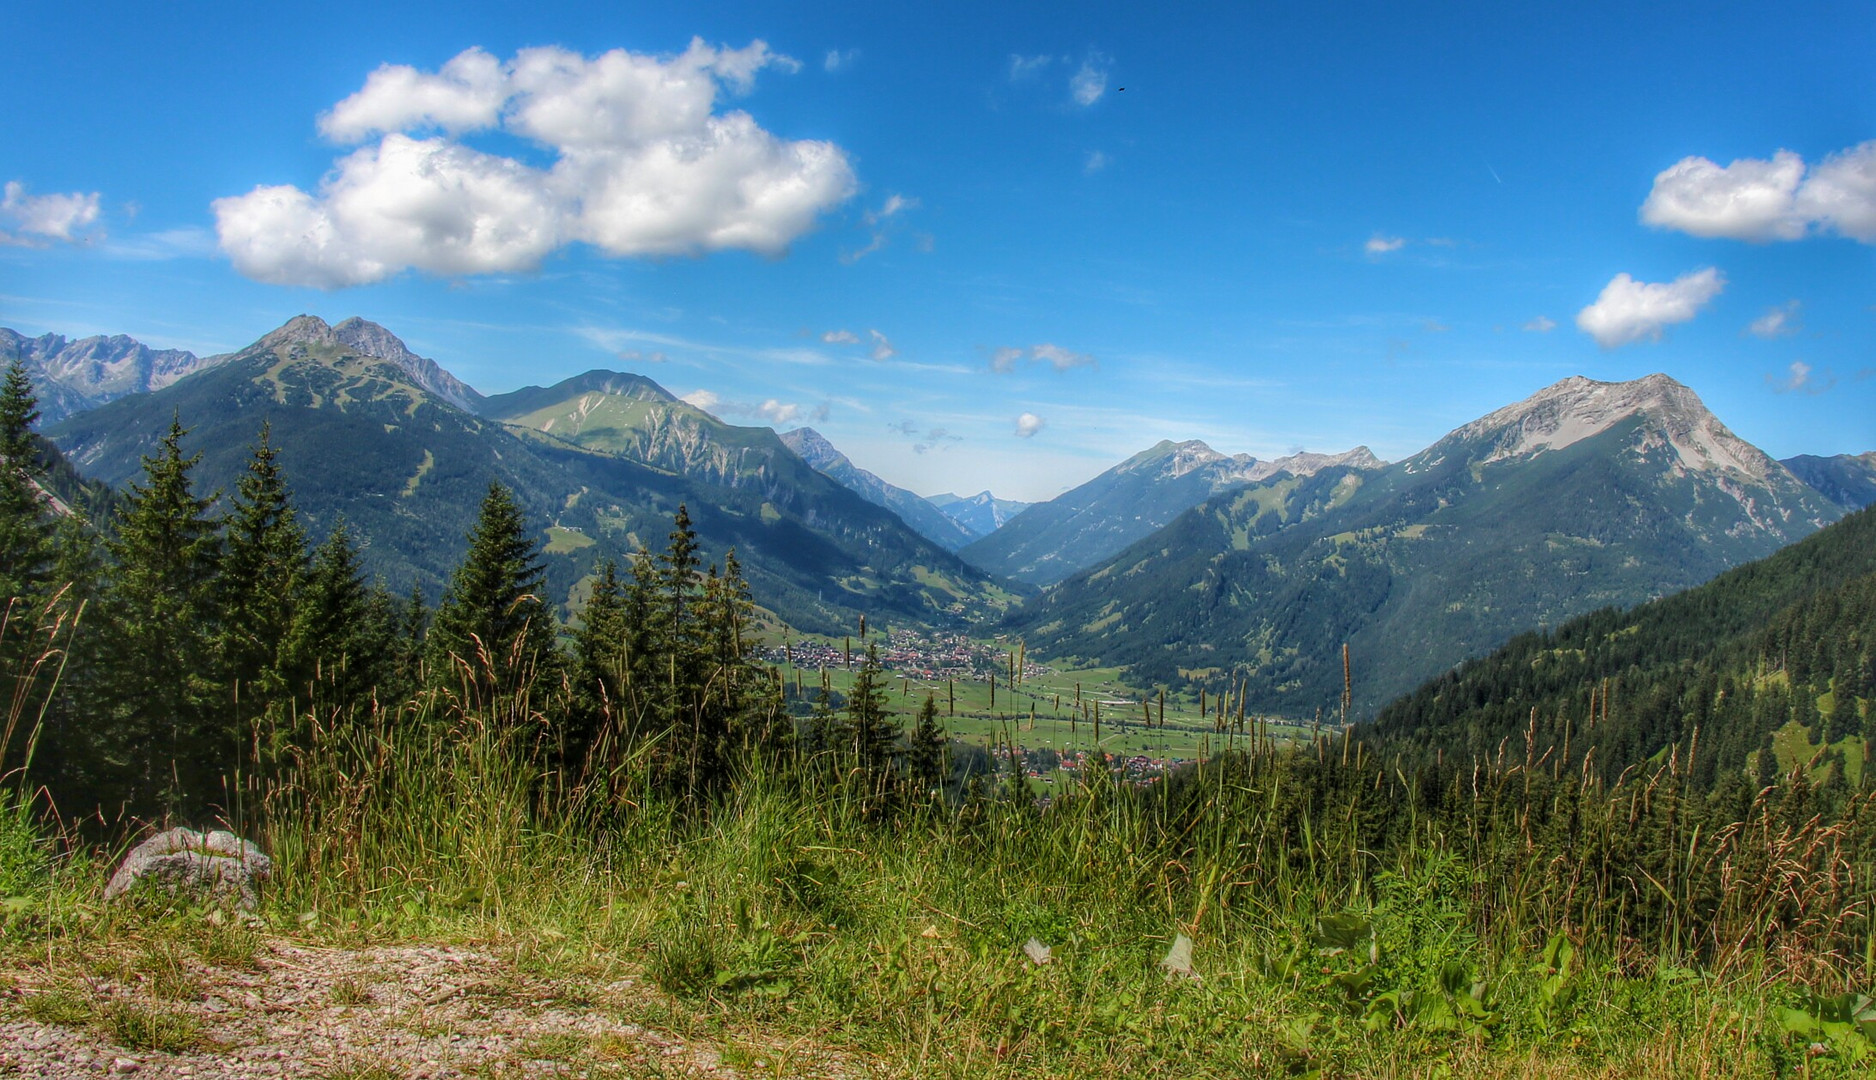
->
485, 370, 1016, 620
1010, 376, 1843, 718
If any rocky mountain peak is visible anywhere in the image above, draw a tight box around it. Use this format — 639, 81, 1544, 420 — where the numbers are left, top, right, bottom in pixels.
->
254, 315, 482, 414
1443, 373, 1775, 480
258, 314, 337, 349
1120, 439, 1247, 480
778, 427, 845, 470
1247, 445, 1385, 482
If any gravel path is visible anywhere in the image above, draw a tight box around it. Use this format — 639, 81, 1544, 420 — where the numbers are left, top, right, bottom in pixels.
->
1, 939, 865, 1078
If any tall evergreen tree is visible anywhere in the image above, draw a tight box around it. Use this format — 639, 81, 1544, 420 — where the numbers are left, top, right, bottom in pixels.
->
569, 558, 629, 770
282, 522, 395, 715
98, 416, 224, 815
844, 643, 897, 811
427, 482, 557, 699
0, 359, 55, 606
216, 425, 307, 725
907, 692, 947, 800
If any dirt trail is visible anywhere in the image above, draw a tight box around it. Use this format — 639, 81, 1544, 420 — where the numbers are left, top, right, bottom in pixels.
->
2, 939, 867, 1078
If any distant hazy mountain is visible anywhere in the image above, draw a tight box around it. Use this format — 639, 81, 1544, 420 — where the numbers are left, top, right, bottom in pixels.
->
49, 317, 1014, 634
1, 327, 229, 423
961, 439, 1381, 585
1010, 374, 1844, 718
778, 427, 978, 551
928, 490, 1031, 538
1783, 452, 1876, 511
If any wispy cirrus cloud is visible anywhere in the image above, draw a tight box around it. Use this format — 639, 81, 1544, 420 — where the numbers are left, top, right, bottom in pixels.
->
1746, 301, 1802, 339
1069, 53, 1110, 106
1765, 360, 1834, 395
1364, 233, 1406, 256
842, 193, 920, 263
987, 343, 1096, 374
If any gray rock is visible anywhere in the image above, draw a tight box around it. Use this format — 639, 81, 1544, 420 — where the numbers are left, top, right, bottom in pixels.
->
103, 828, 272, 909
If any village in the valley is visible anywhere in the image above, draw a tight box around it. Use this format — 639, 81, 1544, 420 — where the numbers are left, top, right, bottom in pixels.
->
759, 628, 1305, 789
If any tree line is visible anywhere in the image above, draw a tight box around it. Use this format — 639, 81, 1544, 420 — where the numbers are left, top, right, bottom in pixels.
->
0, 360, 952, 825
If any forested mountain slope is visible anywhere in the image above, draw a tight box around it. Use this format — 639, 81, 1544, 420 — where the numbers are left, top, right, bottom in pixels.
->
1367, 504, 1876, 788
1010, 375, 1843, 717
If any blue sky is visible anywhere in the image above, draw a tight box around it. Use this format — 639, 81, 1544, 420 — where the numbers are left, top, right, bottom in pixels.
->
4, 0, 1872, 501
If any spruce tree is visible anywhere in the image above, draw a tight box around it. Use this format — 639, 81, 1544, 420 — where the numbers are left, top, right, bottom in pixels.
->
282, 522, 394, 714
216, 425, 307, 723
427, 482, 556, 699
569, 558, 629, 769
0, 359, 55, 606
0, 359, 62, 777
907, 692, 947, 800
844, 643, 897, 812
98, 416, 224, 815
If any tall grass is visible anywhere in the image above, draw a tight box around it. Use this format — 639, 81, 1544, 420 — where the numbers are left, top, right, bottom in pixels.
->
212, 651, 1875, 1076
6, 627, 1868, 1075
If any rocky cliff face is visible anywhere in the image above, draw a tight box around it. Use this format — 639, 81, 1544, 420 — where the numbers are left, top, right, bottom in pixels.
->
1, 327, 228, 422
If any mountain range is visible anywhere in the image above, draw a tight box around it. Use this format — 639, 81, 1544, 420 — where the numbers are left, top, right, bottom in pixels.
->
960, 439, 1382, 585
1, 328, 228, 423
43, 316, 1013, 634
20, 318, 1873, 724
927, 490, 1031, 538
1006, 374, 1848, 716
1780, 452, 1876, 512
778, 427, 979, 551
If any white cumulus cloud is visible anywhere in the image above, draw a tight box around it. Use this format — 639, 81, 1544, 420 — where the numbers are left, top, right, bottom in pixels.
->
1746, 301, 1801, 339
1522, 316, 1557, 333
1014, 412, 1046, 438
1641, 141, 1876, 244
2, 181, 103, 244
821, 329, 859, 344
1364, 233, 1406, 256
215, 41, 856, 288
1575, 268, 1725, 348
